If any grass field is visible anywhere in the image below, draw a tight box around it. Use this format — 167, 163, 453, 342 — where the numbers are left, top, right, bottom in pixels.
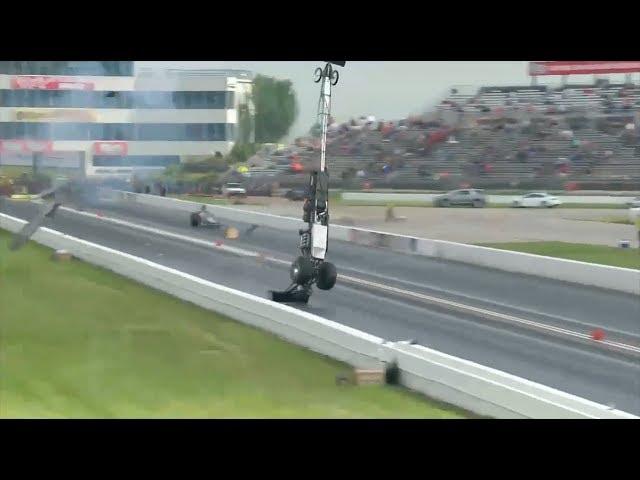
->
579, 216, 634, 225
0, 230, 466, 419
479, 241, 640, 270
169, 194, 231, 205
0, 165, 77, 179
339, 199, 434, 208
170, 194, 274, 207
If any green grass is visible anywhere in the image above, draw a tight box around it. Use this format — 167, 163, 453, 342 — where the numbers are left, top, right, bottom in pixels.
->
340, 200, 434, 208
478, 241, 640, 270
169, 194, 230, 206
559, 203, 627, 209
337, 200, 626, 209
0, 165, 77, 179
584, 217, 634, 225
336, 196, 626, 209
0, 231, 466, 419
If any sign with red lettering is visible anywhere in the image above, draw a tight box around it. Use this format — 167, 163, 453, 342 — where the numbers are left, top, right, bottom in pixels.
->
11, 76, 95, 90
529, 61, 640, 76
93, 141, 128, 156
0, 140, 53, 153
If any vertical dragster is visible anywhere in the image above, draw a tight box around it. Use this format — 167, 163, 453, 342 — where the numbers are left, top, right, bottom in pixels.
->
270, 61, 345, 304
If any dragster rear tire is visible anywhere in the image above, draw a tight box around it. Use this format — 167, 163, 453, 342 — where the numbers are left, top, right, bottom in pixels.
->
290, 256, 314, 285
316, 261, 337, 290
190, 213, 200, 227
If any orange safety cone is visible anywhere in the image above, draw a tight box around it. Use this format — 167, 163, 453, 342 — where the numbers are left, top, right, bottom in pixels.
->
591, 329, 605, 341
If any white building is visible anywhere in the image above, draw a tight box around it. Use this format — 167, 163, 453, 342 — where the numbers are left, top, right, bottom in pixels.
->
0, 61, 253, 177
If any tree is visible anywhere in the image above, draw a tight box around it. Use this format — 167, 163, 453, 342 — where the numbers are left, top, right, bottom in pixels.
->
309, 122, 322, 138
252, 74, 298, 143
227, 142, 257, 164
237, 102, 253, 145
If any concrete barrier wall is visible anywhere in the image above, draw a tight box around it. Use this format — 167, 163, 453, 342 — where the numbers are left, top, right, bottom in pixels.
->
1, 212, 635, 419
341, 192, 636, 205
111, 191, 639, 295
424, 239, 638, 294
387, 343, 635, 419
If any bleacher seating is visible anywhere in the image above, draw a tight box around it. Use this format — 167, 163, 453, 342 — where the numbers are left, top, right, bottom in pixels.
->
269, 81, 640, 189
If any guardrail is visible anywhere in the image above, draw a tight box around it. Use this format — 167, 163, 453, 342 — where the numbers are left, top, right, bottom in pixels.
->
1, 211, 636, 419
341, 192, 636, 205
110, 191, 640, 295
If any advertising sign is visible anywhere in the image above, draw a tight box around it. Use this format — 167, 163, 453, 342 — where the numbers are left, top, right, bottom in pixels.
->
93, 141, 128, 156
0, 140, 53, 153
11, 76, 95, 90
529, 61, 640, 76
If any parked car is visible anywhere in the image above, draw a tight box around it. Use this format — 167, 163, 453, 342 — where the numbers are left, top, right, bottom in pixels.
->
285, 186, 310, 201
221, 182, 247, 198
512, 192, 561, 208
433, 189, 486, 208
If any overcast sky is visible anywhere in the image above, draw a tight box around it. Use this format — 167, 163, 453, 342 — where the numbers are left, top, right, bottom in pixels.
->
134, 61, 563, 139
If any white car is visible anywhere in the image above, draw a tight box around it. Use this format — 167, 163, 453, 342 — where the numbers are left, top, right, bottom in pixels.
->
221, 183, 247, 198
626, 197, 640, 208
512, 192, 561, 208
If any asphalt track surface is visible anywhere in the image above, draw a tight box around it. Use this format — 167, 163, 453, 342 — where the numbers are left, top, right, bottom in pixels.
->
2, 198, 640, 415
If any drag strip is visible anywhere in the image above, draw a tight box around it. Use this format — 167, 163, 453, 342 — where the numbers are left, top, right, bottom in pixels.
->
52, 203, 640, 356
65, 199, 640, 341
2, 199, 640, 415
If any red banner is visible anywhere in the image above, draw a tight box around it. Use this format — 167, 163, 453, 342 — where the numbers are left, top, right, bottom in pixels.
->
529, 61, 640, 76
0, 140, 53, 153
11, 76, 95, 90
93, 141, 128, 156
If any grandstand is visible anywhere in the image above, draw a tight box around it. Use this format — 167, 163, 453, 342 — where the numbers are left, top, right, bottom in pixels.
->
268, 61, 640, 191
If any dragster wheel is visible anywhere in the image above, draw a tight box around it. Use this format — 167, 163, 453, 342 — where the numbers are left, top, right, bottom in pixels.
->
316, 261, 337, 290
190, 213, 201, 227
290, 256, 314, 285
314, 67, 323, 83
331, 70, 339, 86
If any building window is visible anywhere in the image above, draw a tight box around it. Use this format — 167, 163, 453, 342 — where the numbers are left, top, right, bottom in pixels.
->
93, 155, 180, 167
0, 90, 233, 109
225, 92, 235, 108
0, 61, 134, 76
50, 123, 89, 140
0, 122, 233, 141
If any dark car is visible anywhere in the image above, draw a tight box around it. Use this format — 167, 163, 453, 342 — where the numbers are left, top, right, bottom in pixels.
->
285, 186, 309, 201
433, 189, 487, 208
190, 206, 221, 228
